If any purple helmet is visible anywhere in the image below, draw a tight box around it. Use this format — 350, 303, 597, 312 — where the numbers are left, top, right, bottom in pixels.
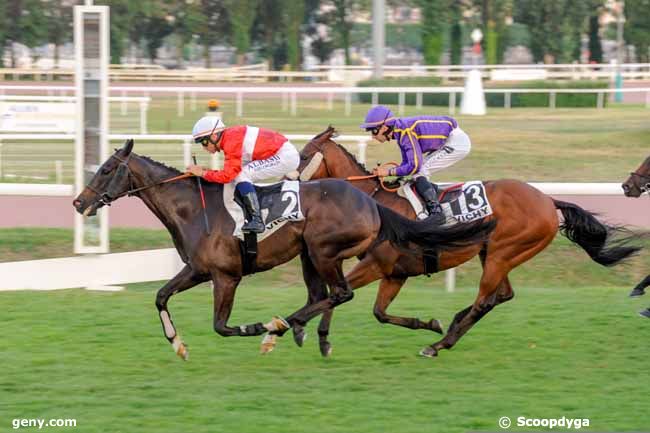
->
360, 105, 395, 129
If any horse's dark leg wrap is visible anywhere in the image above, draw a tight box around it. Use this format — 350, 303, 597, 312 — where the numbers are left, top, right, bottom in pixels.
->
239, 322, 267, 336
630, 274, 650, 297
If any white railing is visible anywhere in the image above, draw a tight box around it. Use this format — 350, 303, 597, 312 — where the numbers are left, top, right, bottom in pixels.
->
1, 62, 650, 83
1, 84, 649, 119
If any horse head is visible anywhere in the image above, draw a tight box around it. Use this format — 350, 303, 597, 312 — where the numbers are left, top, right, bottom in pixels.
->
622, 155, 650, 197
296, 126, 370, 181
73, 138, 135, 216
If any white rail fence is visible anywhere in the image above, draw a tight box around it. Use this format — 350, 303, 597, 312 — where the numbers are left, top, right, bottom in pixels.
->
0, 181, 626, 291
1, 62, 650, 82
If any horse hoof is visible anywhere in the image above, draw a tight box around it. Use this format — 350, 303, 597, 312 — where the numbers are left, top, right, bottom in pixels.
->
173, 339, 189, 361
639, 309, 650, 319
419, 346, 438, 358
265, 316, 290, 333
260, 333, 277, 354
629, 288, 646, 298
320, 342, 332, 357
292, 328, 306, 347
428, 319, 444, 334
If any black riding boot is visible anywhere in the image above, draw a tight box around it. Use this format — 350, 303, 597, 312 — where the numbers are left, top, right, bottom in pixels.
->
241, 191, 265, 234
414, 177, 445, 224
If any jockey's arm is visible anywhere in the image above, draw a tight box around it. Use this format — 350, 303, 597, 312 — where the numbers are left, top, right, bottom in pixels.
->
202, 149, 242, 183
392, 130, 423, 177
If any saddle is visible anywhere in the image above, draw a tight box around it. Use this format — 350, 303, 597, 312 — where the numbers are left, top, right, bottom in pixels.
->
226, 180, 304, 274
397, 180, 493, 225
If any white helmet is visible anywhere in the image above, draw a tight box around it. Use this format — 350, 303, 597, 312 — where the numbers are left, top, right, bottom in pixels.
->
192, 116, 226, 142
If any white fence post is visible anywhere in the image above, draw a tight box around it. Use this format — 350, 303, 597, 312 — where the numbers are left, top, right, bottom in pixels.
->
597, 91, 604, 109
416, 92, 423, 110
290, 92, 297, 116
139, 101, 148, 134
445, 268, 456, 293
398, 92, 405, 114
177, 91, 184, 117
372, 92, 378, 105
449, 91, 456, 115
236, 92, 243, 117
357, 140, 367, 164
505, 92, 511, 109
182, 137, 192, 168
550, 91, 556, 109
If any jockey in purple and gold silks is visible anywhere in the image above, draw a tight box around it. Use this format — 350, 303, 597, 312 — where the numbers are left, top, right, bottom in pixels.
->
360, 105, 471, 224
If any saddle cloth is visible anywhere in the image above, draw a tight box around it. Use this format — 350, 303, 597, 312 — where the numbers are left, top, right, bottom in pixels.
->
224, 180, 304, 241
397, 180, 493, 225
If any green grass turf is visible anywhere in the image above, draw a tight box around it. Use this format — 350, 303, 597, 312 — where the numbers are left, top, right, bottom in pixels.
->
1, 100, 649, 183
1, 276, 649, 433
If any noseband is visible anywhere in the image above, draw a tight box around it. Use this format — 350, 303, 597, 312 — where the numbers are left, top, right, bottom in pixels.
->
628, 171, 650, 195
85, 153, 135, 206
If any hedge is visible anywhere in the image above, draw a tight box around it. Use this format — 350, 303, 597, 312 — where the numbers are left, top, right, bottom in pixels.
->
357, 78, 610, 108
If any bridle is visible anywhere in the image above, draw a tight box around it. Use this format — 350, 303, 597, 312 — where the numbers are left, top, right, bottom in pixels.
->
628, 170, 650, 195
85, 153, 191, 206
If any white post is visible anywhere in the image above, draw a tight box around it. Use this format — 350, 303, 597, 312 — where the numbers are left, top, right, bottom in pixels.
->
505, 92, 511, 109
139, 101, 148, 134
236, 91, 243, 117
121, 90, 127, 115
177, 91, 184, 117
449, 91, 456, 115
357, 140, 367, 164
372, 0, 385, 79
345, 93, 351, 116
549, 91, 556, 109
290, 92, 297, 116
372, 92, 378, 105
281, 92, 288, 111
416, 92, 422, 110
597, 91, 604, 109
398, 92, 405, 114
445, 268, 456, 293
55, 160, 63, 184
182, 138, 192, 168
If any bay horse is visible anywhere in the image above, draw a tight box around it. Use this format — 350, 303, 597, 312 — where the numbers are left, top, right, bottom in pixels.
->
286, 126, 640, 357
72, 139, 495, 360
622, 155, 650, 317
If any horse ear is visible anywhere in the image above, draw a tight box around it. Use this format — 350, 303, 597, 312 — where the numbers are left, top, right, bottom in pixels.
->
122, 138, 134, 155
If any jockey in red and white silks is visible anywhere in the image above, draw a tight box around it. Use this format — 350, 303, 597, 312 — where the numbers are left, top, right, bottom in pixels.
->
187, 116, 300, 233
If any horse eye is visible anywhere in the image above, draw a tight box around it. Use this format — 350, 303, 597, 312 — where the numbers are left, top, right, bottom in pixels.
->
102, 168, 111, 175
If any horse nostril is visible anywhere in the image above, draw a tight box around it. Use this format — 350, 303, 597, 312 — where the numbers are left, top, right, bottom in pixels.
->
73, 199, 82, 209
621, 184, 629, 193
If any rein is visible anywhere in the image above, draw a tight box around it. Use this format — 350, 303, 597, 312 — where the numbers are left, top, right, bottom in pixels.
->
86, 153, 192, 206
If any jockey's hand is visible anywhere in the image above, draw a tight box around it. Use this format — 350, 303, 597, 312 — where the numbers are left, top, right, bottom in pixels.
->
373, 166, 391, 177
186, 164, 205, 177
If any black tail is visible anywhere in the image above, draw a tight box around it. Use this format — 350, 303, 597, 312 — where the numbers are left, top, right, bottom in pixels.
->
376, 205, 496, 255
553, 199, 641, 266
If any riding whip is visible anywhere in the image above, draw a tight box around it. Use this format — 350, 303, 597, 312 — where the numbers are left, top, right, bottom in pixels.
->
193, 155, 211, 234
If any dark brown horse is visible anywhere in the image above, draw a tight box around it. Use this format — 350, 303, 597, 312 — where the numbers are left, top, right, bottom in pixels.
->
286, 126, 640, 357
622, 155, 650, 317
73, 139, 495, 359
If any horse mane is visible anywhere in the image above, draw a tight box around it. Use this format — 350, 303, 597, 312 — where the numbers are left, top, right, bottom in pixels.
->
138, 155, 183, 176
310, 126, 371, 176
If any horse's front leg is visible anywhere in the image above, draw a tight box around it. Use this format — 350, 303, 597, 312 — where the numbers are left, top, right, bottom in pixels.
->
212, 270, 289, 337
156, 265, 208, 360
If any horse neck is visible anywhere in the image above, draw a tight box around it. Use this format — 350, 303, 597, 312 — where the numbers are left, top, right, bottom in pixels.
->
325, 145, 380, 196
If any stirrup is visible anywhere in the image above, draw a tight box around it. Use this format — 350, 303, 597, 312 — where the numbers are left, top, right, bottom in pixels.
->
242, 217, 265, 234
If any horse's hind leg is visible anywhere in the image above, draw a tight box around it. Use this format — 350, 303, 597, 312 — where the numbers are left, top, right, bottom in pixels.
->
155, 265, 207, 360
630, 274, 650, 297
373, 277, 443, 334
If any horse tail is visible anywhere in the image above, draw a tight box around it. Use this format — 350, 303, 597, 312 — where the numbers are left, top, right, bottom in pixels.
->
553, 199, 641, 266
375, 204, 496, 254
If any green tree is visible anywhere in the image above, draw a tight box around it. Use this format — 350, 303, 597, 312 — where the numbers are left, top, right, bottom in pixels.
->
319, 0, 369, 65
43, 0, 73, 68
449, 0, 463, 65
196, 0, 230, 67
588, 14, 602, 62
283, 0, 305, 70
3, 0, 47, 67
227, 0, 259, 65
625, 0, 650, 62
419, 0, 446, 65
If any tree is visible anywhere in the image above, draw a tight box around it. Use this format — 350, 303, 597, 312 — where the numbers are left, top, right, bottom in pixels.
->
419, 0, 446, 65
449, 0, 463, 65
3, 0, 47, 67
283, 0, 305, 69
43, 0, 73, 68
588, 14, 602, 62
226, 0, 260, 65
318, 0, 369, 65
196, 0, 230, 67
253, 0, 285, 68
625, 0, 650, 62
